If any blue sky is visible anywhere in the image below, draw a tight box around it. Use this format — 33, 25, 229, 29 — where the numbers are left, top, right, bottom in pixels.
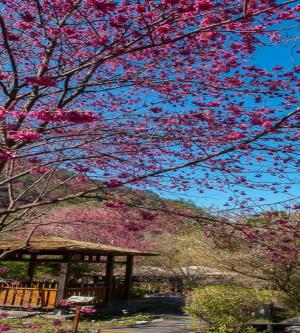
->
150, 35, 300, 212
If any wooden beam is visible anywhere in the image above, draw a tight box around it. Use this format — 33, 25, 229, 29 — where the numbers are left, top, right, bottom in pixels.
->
55, 254, 71, 304
0, 257, 112, 263
124, 255, 133, 301
1, 257, 65, 262
0, 251, 129, 263
25, 254, 37, 281
105, 255, 114, 304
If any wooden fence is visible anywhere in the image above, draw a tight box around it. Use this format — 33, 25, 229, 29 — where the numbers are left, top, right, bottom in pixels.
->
0, 286, 57, 309
112, 283, 125, 300
0, 282, 125, 309
68, 286, 107, 305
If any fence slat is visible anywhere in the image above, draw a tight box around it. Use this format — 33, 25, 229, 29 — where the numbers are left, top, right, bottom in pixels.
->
5, 288, 15, 306
46, 289, 57, 308
0, 288, 8, 305
30, 289, 40, 308
22, 289, 33, 308
13, 288, 24, 307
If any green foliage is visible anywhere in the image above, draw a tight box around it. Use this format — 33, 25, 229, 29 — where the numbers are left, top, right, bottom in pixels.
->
0, 262, 27, 280
0, 261, 61, 280
36, 262, 60, 278
70, 263, 92, 279
132, 283, 153, 297
185, 285, 274, 333
0, 261, 91, 281
35, 262, 92, 281
278, 270, 300, 313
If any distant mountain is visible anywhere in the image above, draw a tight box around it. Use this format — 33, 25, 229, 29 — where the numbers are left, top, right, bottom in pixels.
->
0, 160, 207, 222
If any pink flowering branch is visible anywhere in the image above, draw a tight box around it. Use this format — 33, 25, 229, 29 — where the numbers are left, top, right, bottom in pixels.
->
0, 0, 299, 238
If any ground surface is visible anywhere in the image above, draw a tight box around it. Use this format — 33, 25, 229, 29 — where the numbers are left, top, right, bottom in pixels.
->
0, 295, 200, 333
2, 315, 196, 333
105, 314, 195, 333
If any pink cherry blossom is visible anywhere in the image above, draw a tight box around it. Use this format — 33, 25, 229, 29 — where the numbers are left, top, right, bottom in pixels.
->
0, 0, 298, 249
10, 130, 40, 141
24, 76, 56, 87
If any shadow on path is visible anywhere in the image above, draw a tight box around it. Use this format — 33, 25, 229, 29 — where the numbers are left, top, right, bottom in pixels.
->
102, 295, 197, 333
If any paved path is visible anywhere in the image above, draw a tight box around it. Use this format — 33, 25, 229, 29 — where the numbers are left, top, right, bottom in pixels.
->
105, 315, 195, 333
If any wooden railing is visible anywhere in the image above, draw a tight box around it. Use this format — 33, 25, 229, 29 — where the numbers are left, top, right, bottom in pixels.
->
112, 283, 125, 300
0, 281, 126, 309
0, 286, 57, 309
68, 286, 107, 305
0, 281, 58, 288
68, 283, 125, 304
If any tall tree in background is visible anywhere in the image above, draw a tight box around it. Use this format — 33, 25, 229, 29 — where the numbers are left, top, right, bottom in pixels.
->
0, 0, 300, 236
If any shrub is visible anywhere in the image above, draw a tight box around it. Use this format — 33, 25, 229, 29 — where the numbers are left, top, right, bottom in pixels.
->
184, 285, 274, 333
277, 271, 300, 313
0, 262, 27, 279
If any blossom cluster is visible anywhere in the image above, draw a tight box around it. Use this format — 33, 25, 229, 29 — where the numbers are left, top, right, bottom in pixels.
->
57, 299, 74, 307
0, 0, 299, 236
80, 306, 96, 313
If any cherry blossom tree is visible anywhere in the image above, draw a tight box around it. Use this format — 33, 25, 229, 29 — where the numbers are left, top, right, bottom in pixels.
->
202, 211, 300, 309
30, 203, 186, 249
0, 0, 300, 237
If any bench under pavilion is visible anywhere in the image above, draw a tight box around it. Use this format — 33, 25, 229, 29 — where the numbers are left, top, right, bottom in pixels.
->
0, 236, 157, 310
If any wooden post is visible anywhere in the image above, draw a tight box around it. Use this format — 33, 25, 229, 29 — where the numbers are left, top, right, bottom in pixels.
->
56, 254, 71, 304
72, 306, 81, 333
105, 255, 114, 304
26, 254, 37, 282
124, 255, 133, 301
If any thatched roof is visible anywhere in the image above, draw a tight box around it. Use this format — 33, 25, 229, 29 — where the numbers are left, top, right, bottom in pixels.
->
0, 236, 158, 256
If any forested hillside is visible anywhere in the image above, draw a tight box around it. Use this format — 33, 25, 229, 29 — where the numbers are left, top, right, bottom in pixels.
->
0, 160, 209, 249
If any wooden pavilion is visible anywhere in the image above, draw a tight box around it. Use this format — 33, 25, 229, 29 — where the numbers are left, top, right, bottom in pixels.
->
0, 237, 157, 310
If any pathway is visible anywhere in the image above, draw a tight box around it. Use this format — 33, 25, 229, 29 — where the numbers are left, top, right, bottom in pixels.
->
99, 295, 199, 333
104, 314, 196, 333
